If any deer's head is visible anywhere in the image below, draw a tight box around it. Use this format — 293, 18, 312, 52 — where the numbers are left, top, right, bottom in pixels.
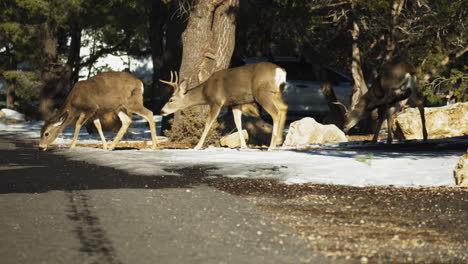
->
159, 71, 189, 116
39, 110, 69, 151
334, 94, 369, 133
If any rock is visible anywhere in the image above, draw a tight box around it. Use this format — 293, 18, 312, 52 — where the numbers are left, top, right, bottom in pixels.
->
454, 152, 468, 187
1, 108, 25, 121
283, 117, 348, 146
393, 102, 468, 140
0, 110, 5, 120
218, 113, 273, 147
220, 130, 249, 148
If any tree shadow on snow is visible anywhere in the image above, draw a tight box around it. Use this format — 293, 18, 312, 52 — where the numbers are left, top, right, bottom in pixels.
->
290, 135, 468, 159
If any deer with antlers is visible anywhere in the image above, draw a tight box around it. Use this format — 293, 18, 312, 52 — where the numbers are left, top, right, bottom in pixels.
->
159, 62, 288, 150
335, 61, 428, 144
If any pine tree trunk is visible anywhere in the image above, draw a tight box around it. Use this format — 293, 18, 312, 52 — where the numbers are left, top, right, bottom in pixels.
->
38, 21, 70, 120
175, 0, 239, 121
6, 80, 16, 110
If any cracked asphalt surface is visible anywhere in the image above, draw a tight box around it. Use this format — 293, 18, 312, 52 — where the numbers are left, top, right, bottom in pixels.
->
1, 136, 467, 264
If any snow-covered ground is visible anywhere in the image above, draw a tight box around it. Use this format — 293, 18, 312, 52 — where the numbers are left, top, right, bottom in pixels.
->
1, 109, 465, 187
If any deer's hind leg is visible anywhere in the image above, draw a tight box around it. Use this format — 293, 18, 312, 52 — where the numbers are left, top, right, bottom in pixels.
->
257, 91, 283, 150
108, 110, 132, 151
273, 94, 288, 145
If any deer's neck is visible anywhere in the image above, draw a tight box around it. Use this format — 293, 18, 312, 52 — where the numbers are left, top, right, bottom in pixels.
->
182, 83, 208, 107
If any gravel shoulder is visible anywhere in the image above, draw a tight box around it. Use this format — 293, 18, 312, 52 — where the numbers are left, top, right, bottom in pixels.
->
209, 178, 468, 263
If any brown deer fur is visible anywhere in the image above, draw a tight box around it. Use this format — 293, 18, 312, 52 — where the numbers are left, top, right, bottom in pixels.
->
339, 61, 428, 143
39, 72, 157, 150
160, 62, 288, 150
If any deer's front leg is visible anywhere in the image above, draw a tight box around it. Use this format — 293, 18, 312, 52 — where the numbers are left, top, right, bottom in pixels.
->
385, 105, 397, 144
232, 106, 247, 149
70, 112, 87, 148
410, 94, 428, 142
93, 118, 108, 150
194, 105, 222, 150
417, 102, 428, 142
132, 106, 158, 150
372, 106, 387, 144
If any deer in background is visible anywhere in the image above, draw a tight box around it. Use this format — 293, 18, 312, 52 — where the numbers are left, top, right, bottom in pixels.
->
335, 61, 428, 144
39, 72, 158, 151
159, 62, 288, 150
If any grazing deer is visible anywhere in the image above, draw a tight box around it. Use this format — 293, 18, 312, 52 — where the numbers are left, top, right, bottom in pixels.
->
160, 62, 288, 150
39, 72, 158, 151
335, 61, 428, 143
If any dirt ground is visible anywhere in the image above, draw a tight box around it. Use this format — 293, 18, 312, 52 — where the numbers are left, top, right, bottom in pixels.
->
207, 177, 467, 264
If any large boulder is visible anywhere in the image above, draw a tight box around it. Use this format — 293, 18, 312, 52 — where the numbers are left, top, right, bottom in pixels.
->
454, 152, 468, 187
220, 130, 249, 148
0, 108, 25, 122
393, 102, 468, 140
283, 117, 348, 146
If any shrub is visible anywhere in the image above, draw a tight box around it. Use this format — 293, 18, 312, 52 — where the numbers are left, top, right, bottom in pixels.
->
164, 107, 222, 148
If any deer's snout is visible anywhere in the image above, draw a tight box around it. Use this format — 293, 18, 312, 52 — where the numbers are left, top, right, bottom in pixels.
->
38, 144, 48, 151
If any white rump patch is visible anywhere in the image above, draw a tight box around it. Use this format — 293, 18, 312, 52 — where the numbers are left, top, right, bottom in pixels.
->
140, 82, 144, 93
408, 74, 417, 93
275, 68, 287, 88
400, 73, 417, 91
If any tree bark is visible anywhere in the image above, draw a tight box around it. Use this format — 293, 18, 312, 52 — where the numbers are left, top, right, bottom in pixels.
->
5, 47, 17, 110
347, 1, 374, 133
179, 0, 239, 95
39, 21, 59, 119
6, 80, 16, 110
316, 65, 344, 127
67, 22, 82, 86
349, 19, 368, 108
148, 0, 166, 102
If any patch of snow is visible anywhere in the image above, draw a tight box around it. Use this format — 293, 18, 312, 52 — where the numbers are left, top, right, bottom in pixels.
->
1, 113, 465, 187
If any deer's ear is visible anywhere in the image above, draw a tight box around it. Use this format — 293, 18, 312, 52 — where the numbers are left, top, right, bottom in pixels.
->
53, 111, 68, 127
179, 80, 188, 95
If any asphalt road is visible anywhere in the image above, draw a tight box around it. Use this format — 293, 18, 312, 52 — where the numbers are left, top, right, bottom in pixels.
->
0, 136, 336, 264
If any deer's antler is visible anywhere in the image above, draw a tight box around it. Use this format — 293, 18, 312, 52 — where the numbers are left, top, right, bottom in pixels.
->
159, 71, 179, 90
332, 101, 349, 113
